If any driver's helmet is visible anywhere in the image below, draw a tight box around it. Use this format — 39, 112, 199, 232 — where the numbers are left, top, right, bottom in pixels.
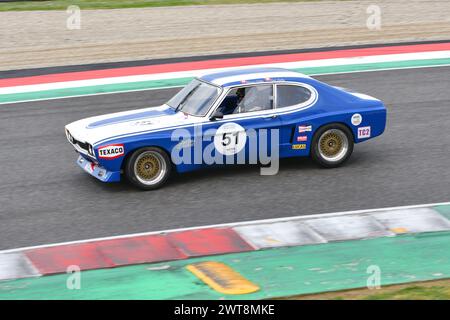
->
236, 88, 246, 101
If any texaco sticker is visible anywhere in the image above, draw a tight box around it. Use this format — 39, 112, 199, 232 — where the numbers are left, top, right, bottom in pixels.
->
98, 144, 125, 159
351, 113, 362, 126
214, 122, 247, 156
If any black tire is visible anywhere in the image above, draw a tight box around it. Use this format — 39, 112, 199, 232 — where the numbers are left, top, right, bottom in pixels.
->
124, 147, 172, 190
311, 123, 354, 168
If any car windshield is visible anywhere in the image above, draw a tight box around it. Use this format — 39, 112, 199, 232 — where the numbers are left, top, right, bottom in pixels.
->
166, 79, 221, 116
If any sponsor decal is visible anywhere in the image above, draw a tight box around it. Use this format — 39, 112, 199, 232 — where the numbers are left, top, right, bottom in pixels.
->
292, 144, 307, 150
214, 122, 247, 156
297, 136, 307, 142
298, 125, 312, 133
358, 126, 371, 139
132, 120, 153, 126
351, 113, 363, 126
98, 144, 125, 159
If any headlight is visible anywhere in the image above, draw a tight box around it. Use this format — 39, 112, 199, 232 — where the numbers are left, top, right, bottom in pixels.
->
65, 129, 72, 142
88, 144, 95, 156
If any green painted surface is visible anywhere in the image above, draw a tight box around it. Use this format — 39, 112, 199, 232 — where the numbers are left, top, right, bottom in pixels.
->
435, 205, 450, 220
1, 231, 450, 300
296, 57, 450, 75
0, 263, 218, 300
0, 77, 192, 104
1, 58, 450, 104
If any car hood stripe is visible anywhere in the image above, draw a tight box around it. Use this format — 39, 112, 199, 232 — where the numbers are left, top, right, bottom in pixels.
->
87, 106, 175, 128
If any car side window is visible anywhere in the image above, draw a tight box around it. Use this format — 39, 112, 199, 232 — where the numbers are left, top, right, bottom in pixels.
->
217, 84, 273, 115
276, 85, 312, 108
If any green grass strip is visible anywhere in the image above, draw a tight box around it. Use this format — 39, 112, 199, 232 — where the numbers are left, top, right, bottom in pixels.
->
0, 0, 326, 12
1, 231, 450, 300
363, 281, 450, 300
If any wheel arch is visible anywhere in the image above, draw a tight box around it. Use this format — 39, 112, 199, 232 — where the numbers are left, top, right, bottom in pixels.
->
313, 121, 355, 142
121, 144, 173, 172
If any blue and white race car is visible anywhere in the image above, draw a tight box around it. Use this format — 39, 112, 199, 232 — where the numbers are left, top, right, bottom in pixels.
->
65, 67, 386, 190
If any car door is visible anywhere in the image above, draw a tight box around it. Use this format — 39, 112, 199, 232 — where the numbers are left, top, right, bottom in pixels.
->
204, 83, 282, 165
275, 83, 318, 156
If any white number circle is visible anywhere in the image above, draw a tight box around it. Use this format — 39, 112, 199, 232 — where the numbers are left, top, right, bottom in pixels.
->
214, 122, 247, 156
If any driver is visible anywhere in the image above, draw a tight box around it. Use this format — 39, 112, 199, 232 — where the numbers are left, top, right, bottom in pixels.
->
236, 88, 246, 104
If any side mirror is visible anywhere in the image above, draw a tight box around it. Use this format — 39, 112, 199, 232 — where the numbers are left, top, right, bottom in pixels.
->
210, 110, 224, 121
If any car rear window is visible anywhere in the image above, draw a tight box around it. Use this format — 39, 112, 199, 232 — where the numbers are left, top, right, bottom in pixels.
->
276, 85, 312, 108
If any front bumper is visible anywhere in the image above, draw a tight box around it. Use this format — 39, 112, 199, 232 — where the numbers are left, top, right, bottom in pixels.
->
76, 155, 121, 183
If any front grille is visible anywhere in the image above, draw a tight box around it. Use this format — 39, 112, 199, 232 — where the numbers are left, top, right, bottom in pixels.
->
75, 139, 90, 153
66, 129, 91, 155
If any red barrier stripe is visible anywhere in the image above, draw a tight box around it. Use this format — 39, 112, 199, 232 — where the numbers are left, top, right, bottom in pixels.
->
94, 235, 187, 266
24, 228, 254, 275
25, 235, 187, 274
25, 242, 115, 274
167, 228, 255, 257
1, 42, 449, 88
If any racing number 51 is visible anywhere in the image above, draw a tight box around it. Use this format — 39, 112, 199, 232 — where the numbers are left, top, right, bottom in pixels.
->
222, 132, 239, 146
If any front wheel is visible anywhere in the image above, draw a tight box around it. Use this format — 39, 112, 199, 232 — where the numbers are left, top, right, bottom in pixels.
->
124, 147, 172, 190
311, 123, 354, 168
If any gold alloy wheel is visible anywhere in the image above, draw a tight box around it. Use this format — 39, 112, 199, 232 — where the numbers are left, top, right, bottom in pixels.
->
318, 129, 349, 162
133, 151, 167, 185
320, 131, 343, 157
136, 154, 160, 180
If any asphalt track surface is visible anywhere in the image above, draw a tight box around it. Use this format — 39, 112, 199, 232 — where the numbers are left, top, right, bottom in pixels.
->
1, 67, 450, 250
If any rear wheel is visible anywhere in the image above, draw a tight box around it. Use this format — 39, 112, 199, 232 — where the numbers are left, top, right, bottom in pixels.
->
311, 123, 354, 168
124, 147, 171, 190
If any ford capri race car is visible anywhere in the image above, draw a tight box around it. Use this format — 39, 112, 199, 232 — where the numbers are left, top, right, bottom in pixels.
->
65, 67, 386, 190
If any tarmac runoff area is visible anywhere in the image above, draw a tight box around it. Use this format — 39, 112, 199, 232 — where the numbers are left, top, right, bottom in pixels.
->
0, 43, 450, 249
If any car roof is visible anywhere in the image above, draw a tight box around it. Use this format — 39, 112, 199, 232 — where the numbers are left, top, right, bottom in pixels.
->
198, 67, 310, 87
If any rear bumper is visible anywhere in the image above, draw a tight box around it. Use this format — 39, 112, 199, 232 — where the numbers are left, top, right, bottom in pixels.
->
76, 155, 121, 183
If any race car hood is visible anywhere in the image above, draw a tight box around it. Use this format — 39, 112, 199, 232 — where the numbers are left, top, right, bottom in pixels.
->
65, 104, 200, 146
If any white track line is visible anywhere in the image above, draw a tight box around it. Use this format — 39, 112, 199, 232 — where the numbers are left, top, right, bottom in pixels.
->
2, 63, 450, 106
0, 201, 449, 254
0, 85, 183, 106
2, 50, 449, 95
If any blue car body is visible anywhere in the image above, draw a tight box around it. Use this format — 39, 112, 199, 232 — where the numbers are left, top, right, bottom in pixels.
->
65, 67, 387, 183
